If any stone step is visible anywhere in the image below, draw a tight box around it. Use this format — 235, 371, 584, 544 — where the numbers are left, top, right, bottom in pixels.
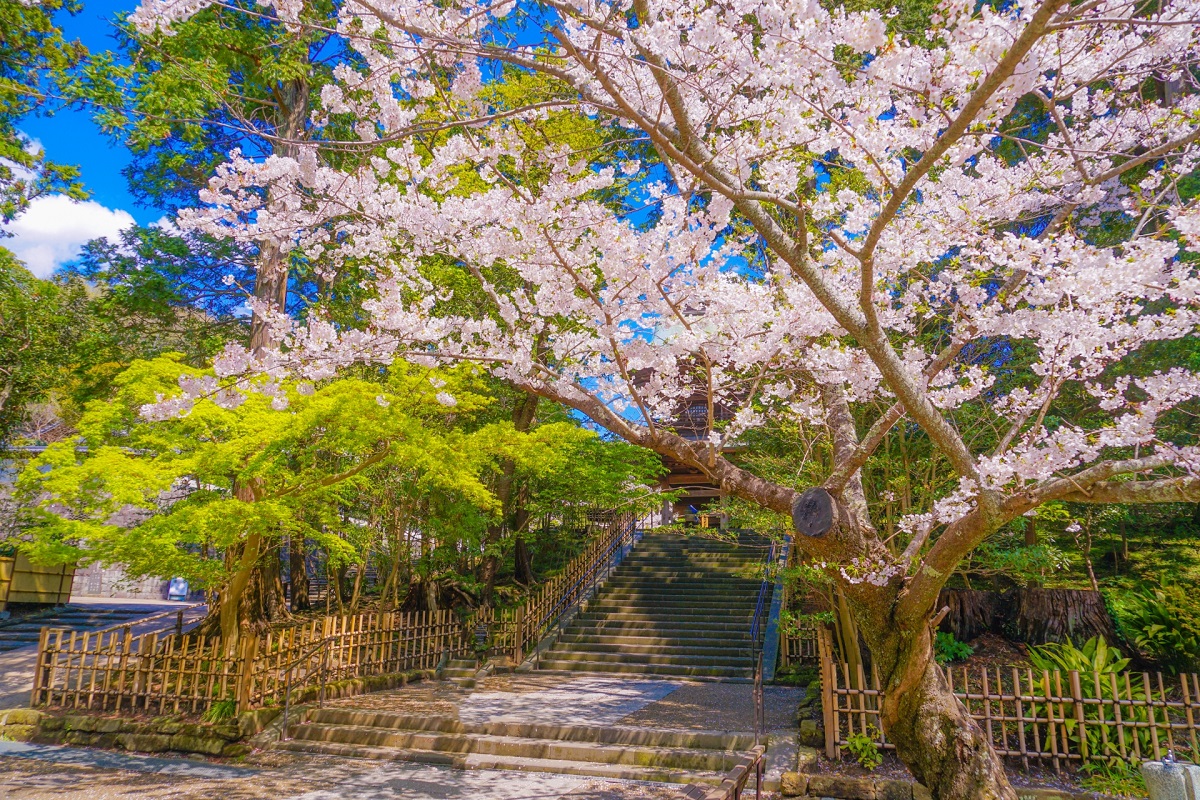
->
566, 619, 755, 635
552, 638, 748, 657
306, 709, 755, 750
587, 600, 759, 613
536, 659, 753, 679
575, 611, 754, 625
608, 570, 760, 580
555, 631, 751, 647
273, 739, 723, 785
542, 650, 752, 669
288, 723, 744, 772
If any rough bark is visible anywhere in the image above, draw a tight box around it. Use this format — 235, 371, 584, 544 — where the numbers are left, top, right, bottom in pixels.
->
514, 531, 534, 585
873, 626, 1016, 800
289, 536, 311, 612
198, 78, 308, 642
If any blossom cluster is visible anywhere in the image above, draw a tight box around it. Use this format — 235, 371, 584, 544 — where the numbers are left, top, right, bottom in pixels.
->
131, 0, 1200, 536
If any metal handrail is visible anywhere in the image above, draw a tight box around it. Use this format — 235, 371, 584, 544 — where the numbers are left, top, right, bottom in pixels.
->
749, 540, 777, 649
278, 634, 337, 741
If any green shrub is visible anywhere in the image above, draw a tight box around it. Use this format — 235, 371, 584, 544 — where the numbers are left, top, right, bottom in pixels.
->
1029, 637, 1161, 764
845, 725, 883, 770
1110, 585, 1200, 674
201, 698, 238, 723
934, 631, 974, 665
1029, 635, 1129, 676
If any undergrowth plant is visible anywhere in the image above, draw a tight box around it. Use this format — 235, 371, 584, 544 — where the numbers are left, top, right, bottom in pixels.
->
934, 632, 974, 665
201, 698, 238, 723
1111, 585, 1200, 675
1029, 638, 1161, 764
1079, 759, 1148, 798
845, 726, 883, 771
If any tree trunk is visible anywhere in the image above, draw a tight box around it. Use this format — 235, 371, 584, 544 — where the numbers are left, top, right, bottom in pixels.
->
218, 532, 262, 651
809, 382, 1018, 800
873, 627, 1016, 800
349, 559, 365, 611
479, 554, 499, 606
289, 536, 310, 612
514, 535, 534, 585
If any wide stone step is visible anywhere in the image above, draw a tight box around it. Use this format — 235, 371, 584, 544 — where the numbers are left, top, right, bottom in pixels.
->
594, 589, 760, 601
552, 638, 748, 657
537, 659, 754, 679
543, 650, 751, 669
555, 631, 751, 647
602, 579, 762, 591
306, 709, 754, 750
273, 739, 724, 785
610, 570, 759, 579
288, 723, 744, 772
566, 618, 753, 638
576, 611, 754, 625
588, 599, 758, 612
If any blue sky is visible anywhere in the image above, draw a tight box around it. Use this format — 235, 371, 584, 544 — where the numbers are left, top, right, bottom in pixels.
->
5, 0, 160, 278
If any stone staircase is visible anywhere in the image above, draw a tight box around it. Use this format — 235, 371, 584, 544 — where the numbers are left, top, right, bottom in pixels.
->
276, 707, 753, 784
537, 531, 771, 680
0, 606, 169, 653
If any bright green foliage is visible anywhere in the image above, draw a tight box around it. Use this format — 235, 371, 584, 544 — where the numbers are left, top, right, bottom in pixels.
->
1080, 758, 1148, 799
1029, 636, 1130, 676
13, 355, 661, 606
0, 0, 87, 221
1029, 637, 1162, 764
1108, 585, 1200, 675
14, 355, 492, 587
845, 726, 883, 770
934, 631, 974, 665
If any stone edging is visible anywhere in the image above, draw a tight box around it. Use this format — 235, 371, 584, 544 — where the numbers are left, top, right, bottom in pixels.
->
779, 771, 1099, 800
0, 669, 435, 759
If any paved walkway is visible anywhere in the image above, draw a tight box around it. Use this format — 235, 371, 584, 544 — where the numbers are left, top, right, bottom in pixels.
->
0, 744, 683, 800
326, 672, 805, 733
0, 670, 801, 798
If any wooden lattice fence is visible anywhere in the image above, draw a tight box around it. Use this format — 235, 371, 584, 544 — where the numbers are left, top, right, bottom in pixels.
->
817, 627, 1200, 770
31, 513, 641, 716
31, 627, 244, 715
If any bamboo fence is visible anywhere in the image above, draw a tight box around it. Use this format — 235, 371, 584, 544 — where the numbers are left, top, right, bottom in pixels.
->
817, 627, 1200, 770
780, 619, 819, 667
31, 513, 641, 716
31, 627, 243, 715
500, 511, 639, 663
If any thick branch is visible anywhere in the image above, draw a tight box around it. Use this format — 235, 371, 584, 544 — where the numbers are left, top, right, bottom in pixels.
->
1055, 477, 1200, 504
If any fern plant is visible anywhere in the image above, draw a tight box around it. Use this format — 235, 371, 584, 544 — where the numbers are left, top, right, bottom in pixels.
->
1114, 585, 1200, 674
934, 631, 974, 665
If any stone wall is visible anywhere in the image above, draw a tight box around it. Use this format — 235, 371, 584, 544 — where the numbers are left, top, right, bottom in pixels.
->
1, 669, 434, 758
0, 707, 267, 758
71, 562, 170, 600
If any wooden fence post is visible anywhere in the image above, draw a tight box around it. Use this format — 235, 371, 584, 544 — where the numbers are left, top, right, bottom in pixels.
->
817, 626, 837, 759
1069, 670, 1087, 761
234, 631, 259, 711
29, 627, 50, 707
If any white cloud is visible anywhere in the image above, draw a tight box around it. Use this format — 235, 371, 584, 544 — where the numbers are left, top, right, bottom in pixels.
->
3, 194, 136, 278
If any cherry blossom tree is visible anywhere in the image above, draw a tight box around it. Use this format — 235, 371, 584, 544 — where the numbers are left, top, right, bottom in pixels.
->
130, 0, 1200, 795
